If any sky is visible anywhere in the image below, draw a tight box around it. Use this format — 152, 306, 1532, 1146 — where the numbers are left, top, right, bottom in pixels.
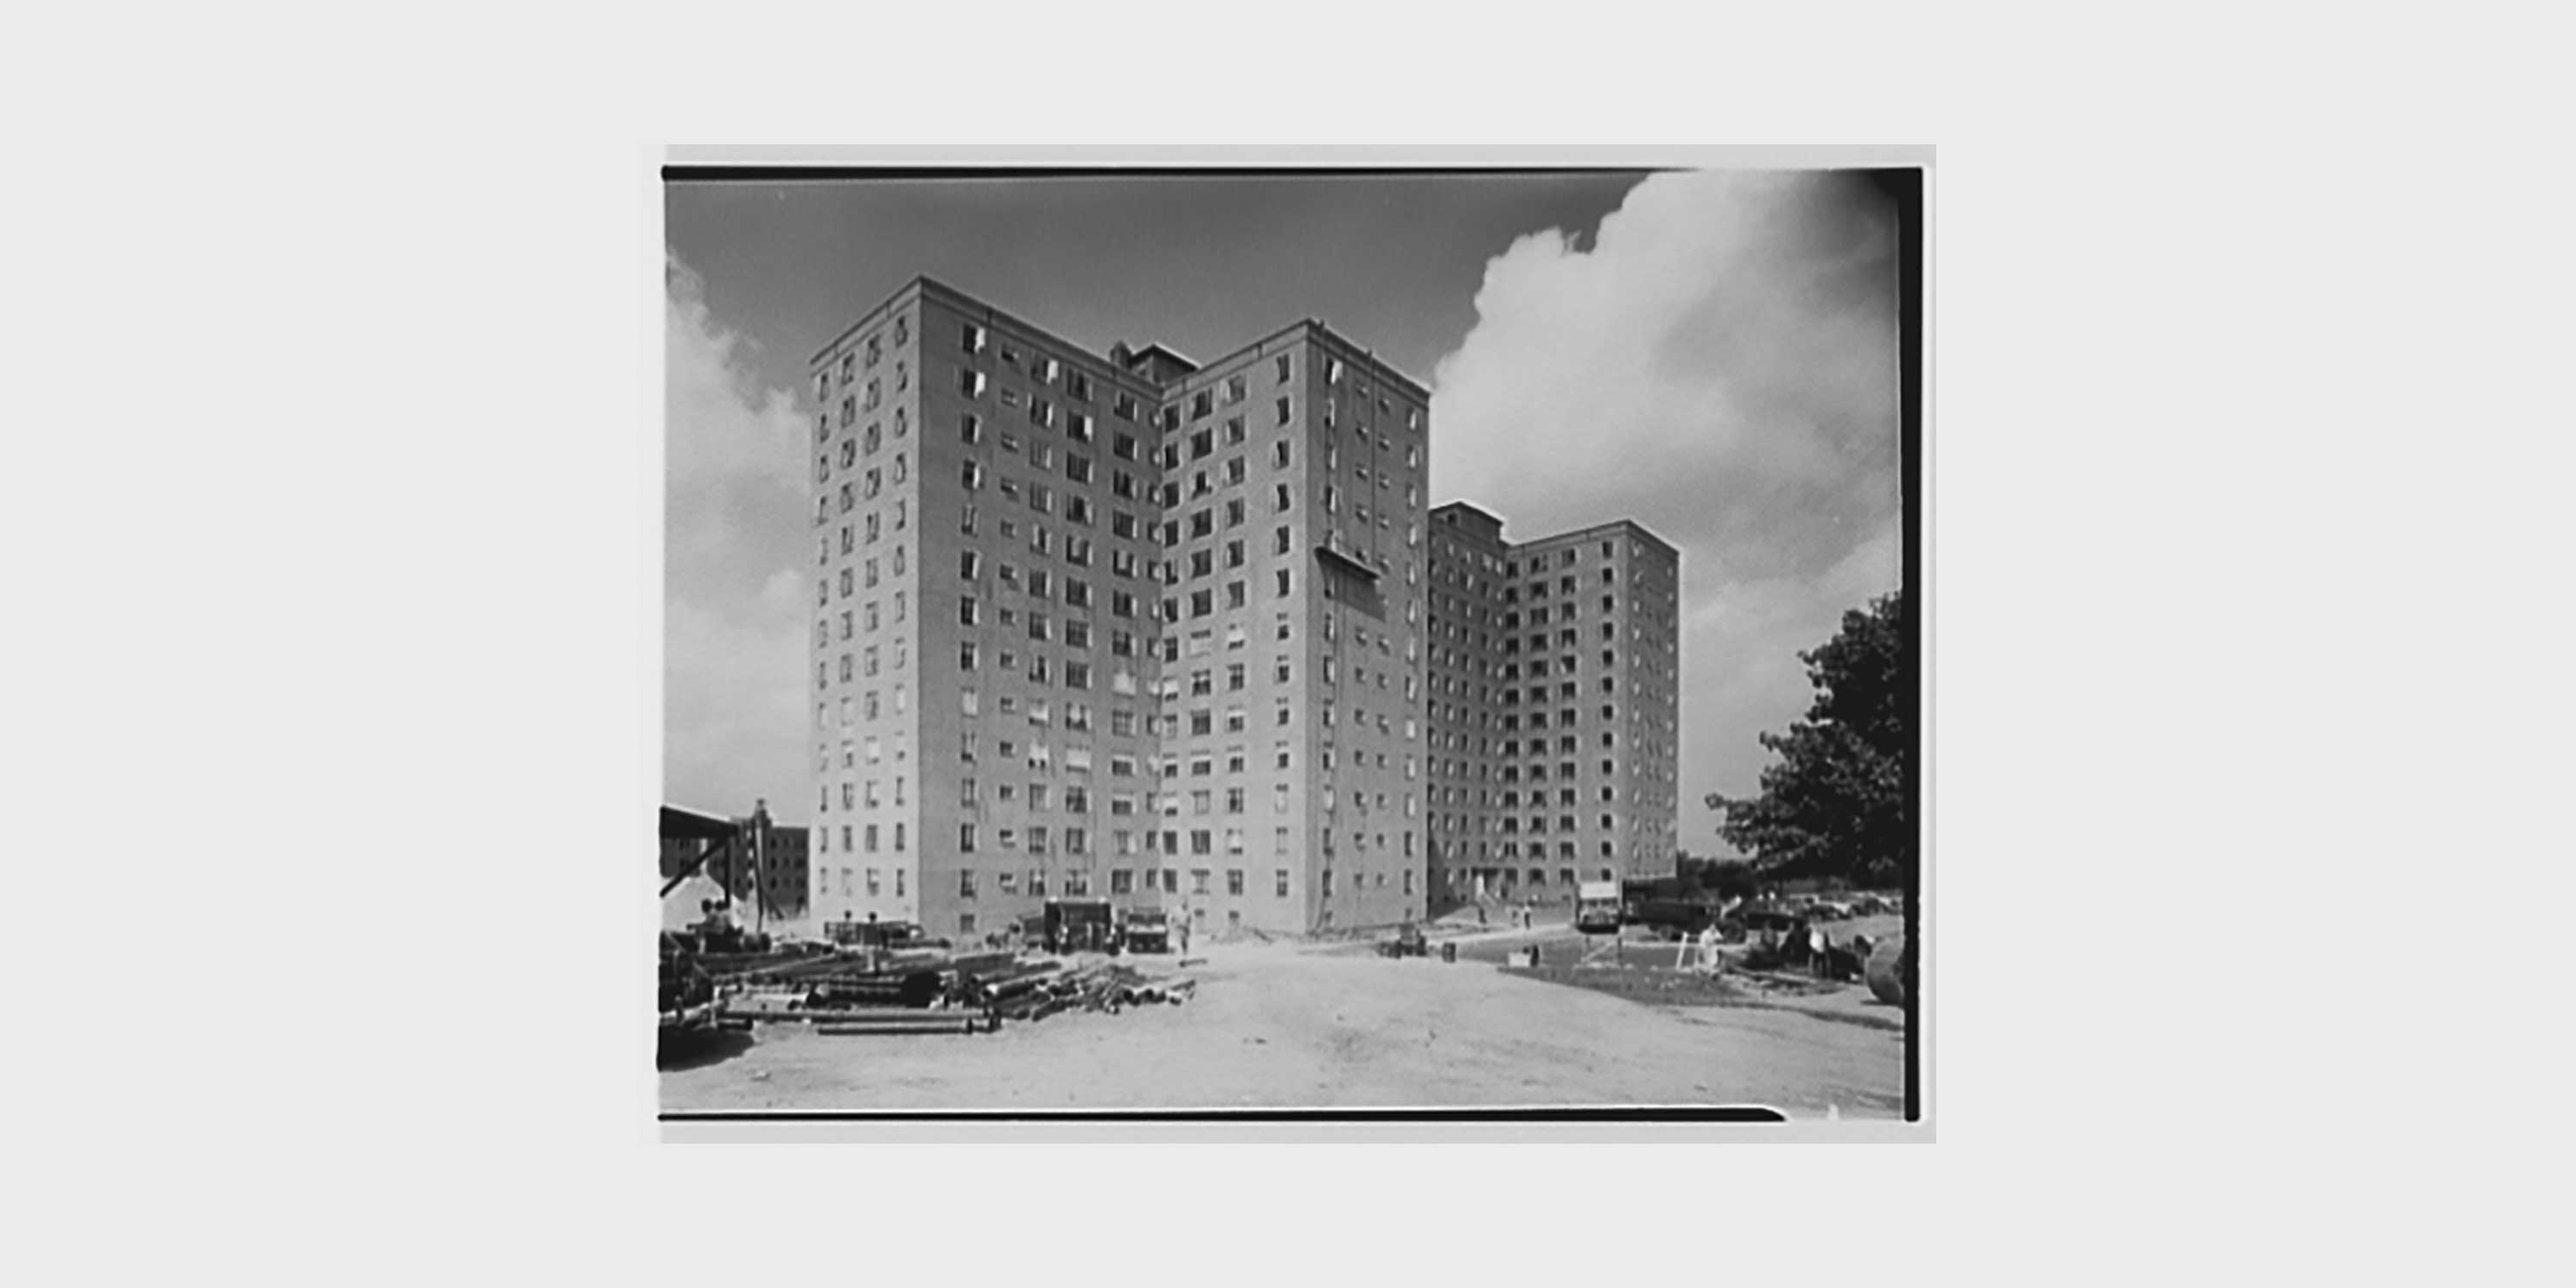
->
665, 170, 1902, 853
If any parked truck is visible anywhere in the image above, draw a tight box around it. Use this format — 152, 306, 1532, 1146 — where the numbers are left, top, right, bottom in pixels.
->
1043, 898, 1117, 954
1576, 881, 1625, 934
1120, 906, 1172, 954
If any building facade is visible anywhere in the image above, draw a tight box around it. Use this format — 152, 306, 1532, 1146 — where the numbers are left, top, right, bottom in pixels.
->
805, 277, 1432, 940
1423, 502, 1681, 908
756, 823, 808, 922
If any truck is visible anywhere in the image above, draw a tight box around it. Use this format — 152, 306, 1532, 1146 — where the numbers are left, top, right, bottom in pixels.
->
1576, 881, 1625, 934
1043, 898, 1117, 954
1120, 906, 1172, 954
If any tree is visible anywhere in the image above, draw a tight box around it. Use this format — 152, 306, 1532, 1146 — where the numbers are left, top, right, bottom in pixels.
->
1675, 854, 1761, 902
1699, 858, 1761, 902
1706, 591, 1912, 889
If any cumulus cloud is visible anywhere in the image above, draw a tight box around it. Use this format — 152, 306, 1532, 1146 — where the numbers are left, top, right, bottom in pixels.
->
1428, 172, 1904, 851
665, 252, 812, 816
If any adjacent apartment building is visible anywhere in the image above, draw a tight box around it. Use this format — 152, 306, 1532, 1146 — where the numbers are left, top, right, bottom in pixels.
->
1422, 503, 1681, 908
805, 277, 1433, 940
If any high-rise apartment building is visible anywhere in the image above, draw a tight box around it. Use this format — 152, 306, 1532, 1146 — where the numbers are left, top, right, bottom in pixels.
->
1423, 502, 1680, 906
804, 278, 1432, 940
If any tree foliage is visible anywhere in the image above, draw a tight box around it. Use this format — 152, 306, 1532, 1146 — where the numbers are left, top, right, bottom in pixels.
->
1706, 591, 1912, 888
1689, 858, 1762, 902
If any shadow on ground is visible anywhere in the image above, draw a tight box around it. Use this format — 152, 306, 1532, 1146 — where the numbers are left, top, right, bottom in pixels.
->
657, 1027, 756, 1073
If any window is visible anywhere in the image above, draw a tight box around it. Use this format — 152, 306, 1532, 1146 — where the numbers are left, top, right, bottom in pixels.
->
1274, 396, 1291, 425
1276, 870, 1291, 896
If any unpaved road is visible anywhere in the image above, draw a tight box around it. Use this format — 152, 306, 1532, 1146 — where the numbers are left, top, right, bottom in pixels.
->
661, 940, 1905, 1118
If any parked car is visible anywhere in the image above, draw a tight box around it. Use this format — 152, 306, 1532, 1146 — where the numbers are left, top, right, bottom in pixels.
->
1737, 903, 1803, 950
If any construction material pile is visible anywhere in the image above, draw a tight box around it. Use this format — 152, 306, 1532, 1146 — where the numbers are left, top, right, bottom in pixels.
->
969, 959, 1197, 1024
703, 943, 1194, 1037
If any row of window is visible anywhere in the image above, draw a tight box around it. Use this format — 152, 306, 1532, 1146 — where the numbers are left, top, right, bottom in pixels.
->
1430, 812, 1630, 834
817, 315, 911, 392
1441, 841, 1623, 862
954, 864, 1298, 900
816, 864, 905, 898
1435, 778, 1626, 802
1437, 866, 1619, 888
959, 777, 1288, 814
817, 821, 909, 855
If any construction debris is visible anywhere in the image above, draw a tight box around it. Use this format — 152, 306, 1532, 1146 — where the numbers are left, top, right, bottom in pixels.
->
698, 940, 1198, 1037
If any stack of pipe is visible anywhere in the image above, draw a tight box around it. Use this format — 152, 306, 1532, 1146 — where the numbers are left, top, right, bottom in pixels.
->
813, 1007, 985, 1036
968, 960, 1066, 1006
809, 970, 949, 1009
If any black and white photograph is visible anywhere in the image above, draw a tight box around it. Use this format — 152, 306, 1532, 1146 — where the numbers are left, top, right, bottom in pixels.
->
657, 156, 1926, 1126
41, 0, 2576, 1272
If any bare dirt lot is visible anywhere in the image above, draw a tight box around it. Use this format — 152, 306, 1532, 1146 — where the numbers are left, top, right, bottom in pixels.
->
660, 938, 1906, 1118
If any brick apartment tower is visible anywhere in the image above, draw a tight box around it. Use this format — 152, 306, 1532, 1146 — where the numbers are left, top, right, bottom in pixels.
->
805, 278, 1433, 940
1423, 502, 1681, 908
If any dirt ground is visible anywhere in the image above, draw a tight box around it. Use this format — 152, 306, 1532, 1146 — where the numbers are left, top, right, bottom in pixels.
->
660, 937, 1906, 1118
